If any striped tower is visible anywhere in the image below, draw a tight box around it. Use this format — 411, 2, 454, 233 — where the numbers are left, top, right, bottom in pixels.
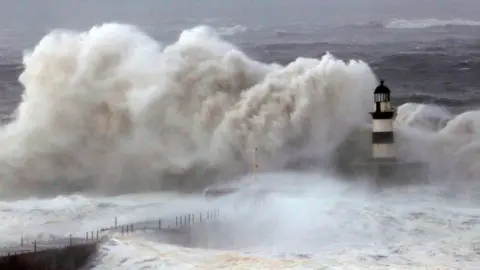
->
370, 80, 396, 161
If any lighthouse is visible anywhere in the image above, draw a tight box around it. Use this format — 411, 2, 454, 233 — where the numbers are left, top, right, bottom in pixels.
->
346, 79, 428, 185
336, 79, 428, 185
370, 80, 396, 161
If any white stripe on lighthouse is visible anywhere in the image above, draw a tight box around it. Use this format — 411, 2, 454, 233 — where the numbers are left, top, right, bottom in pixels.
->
372, 119, 393, 132
373, 144, 395, 159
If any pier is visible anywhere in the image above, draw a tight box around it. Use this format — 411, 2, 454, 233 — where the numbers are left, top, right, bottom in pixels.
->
0, 209, 220, 269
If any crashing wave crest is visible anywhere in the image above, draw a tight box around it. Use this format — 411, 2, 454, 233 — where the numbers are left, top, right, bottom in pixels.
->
0, 23, 477, 197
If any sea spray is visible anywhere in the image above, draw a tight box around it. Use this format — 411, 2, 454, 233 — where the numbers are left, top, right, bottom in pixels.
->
1, 23, 478, 197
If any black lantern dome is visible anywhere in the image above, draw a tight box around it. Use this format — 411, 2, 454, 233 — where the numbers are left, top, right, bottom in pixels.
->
370, 80, 395, 119
373, 80, 391, 102
374, 80, 390, 94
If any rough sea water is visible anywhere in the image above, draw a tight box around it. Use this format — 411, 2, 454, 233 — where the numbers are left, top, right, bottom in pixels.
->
1, 0, 480, 269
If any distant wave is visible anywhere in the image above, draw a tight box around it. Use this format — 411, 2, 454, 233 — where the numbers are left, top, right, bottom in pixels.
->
385, 18, 480, 29
217, 25, 247, 36
349, 18, 480, 29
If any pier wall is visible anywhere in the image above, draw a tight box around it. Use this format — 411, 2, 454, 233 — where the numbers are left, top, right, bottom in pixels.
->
0, 209, 220, 269
0, 243, 98, 270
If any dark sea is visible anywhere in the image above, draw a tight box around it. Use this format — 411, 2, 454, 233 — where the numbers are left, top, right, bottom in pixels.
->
0, 1, 480, 269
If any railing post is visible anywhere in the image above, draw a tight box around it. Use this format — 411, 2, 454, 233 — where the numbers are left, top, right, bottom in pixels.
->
131, 224, 134, 232
20, 234, 23, 246
200, 212, 202, 222
86, 232, 88, 241
121, 226, 124, 236
69, 234, 72, 246
91, 231, 94, 241
115, 216, 118, 230
96, 230, 99, 241
159, 220, 161, 230
176, 216, 178, 227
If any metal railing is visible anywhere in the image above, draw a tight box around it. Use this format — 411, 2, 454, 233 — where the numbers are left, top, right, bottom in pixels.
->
0, 208, 220, 258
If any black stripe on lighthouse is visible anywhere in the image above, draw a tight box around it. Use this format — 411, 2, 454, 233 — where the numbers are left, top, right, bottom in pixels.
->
372, 131, 394, 144
370, 111, 395, 120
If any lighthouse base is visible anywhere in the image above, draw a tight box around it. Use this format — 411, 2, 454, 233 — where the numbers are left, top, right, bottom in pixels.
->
350, 159, 429, 187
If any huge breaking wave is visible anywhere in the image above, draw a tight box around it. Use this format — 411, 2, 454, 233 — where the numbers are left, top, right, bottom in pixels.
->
0, 23, 478, 198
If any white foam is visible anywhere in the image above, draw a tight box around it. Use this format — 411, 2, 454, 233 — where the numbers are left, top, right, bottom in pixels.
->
0, 191, 213, 245
85, 174, 480, 269
395, 103, 452, 132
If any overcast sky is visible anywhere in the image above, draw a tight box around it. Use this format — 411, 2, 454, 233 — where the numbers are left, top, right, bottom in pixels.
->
0, 0, 479, 29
